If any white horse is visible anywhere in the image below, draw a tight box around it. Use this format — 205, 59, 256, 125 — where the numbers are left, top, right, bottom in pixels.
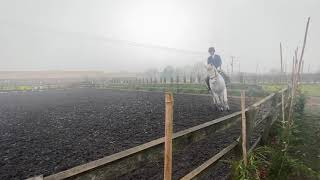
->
207, 64, 230, 111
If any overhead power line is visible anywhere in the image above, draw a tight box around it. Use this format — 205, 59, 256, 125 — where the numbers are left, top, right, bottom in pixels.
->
94, 36, 206, 56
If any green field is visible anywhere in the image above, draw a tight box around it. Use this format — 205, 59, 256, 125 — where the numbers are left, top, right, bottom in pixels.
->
0, 85, 33, 91
290, 96, 320, 173
301, 84, 320, 97
262, 84, 320, 97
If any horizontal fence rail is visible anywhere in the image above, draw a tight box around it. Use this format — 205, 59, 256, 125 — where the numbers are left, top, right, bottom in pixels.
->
180, 140, 239, 180
179, 88, 289, 179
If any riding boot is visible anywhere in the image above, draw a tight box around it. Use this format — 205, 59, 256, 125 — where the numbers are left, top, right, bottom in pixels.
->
205, 76, 211, 91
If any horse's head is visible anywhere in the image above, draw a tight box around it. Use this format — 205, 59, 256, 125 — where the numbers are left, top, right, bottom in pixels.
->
207, 64, 218, 83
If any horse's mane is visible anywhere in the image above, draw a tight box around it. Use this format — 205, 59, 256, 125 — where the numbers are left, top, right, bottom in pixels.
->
207, 65, 218, 77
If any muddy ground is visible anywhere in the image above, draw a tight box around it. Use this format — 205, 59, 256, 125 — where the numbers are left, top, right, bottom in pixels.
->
0, 88, 250, 179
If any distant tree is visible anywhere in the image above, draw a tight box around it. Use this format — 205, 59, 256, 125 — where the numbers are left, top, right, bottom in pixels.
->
175, 67, 185, 77
191, 61, 206, 83
175, 67, 185, 84
144, 68, 159, 78
269, 68, 281, 74
161, 65, 175, 79
183, 65, 193, 75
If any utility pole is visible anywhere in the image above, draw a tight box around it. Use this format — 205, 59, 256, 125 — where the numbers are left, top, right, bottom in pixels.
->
226, 64, 230, 75
230, 56, 235, 73
280, 43, 284, 83
280, 43, 283, 74
256, 63, 259, 84
284, 60, 287, 74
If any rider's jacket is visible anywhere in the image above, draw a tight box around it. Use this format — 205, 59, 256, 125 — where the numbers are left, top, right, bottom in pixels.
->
207, 54, 222, 69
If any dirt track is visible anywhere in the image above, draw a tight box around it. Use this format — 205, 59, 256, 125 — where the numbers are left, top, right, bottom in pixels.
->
0, 88, 247, 179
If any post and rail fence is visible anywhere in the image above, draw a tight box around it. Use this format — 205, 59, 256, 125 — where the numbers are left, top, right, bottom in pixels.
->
27, 87, 291, 180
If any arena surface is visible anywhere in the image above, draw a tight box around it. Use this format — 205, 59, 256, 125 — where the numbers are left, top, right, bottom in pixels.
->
0, 88, 245, 179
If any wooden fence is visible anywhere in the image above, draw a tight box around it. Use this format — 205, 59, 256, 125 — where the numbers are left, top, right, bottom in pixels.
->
28, 88, 290, 180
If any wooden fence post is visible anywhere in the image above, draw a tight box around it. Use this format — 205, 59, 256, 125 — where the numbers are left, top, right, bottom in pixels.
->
262, 93, 279, 145
261, 116, 273, 145
240, 91, 248, 166
245, 106, 258, 139
164, 92, 174, 180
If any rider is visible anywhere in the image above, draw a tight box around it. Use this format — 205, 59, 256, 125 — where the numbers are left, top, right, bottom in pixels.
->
206, 47, 222, 90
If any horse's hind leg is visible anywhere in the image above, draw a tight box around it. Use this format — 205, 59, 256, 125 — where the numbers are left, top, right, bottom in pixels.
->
223, 88, 230, 111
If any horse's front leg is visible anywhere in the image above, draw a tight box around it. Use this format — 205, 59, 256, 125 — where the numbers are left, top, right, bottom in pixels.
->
210, 90, 217, 106
216, 93, 225, 112
212, 92, 223, 111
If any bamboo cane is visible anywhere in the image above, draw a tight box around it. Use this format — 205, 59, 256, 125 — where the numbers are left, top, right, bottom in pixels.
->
288, 17, 311, 126
297, 17, 311, 78
280, 43, 284, 83
282, 92, 285, 128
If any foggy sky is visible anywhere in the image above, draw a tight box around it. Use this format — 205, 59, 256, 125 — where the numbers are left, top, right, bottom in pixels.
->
0, 0, 319, 73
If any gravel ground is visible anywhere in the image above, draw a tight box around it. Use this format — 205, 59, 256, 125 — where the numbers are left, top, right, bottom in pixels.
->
119, 123, 241, 180
0, 88, 245, 180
